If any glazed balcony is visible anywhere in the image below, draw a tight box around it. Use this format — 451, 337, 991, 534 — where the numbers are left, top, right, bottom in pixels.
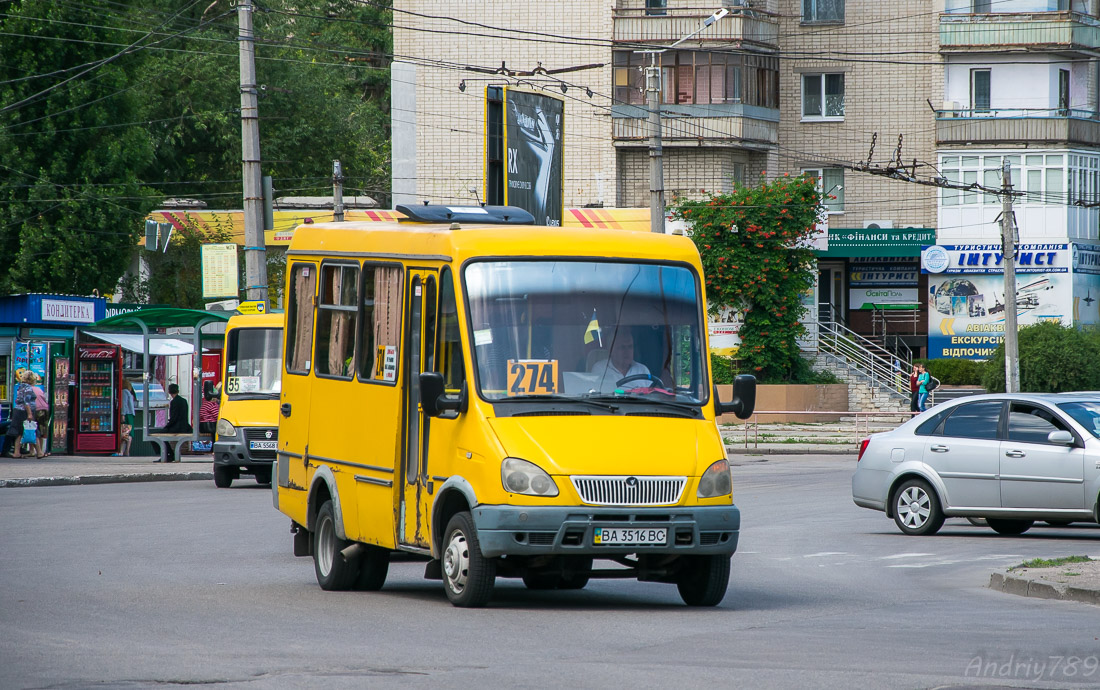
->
613, 1, 779, 49
940, 10, 1100, 53
611, 104, 778, 149
935, 107, 1100, 147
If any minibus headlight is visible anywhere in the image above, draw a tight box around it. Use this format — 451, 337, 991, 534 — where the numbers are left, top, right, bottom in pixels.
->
697, 459, 732, 498
216, 418, 236, 438
501, 457, 558, 497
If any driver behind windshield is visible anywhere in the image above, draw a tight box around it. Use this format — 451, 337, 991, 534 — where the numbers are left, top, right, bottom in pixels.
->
590, 328, 651, 393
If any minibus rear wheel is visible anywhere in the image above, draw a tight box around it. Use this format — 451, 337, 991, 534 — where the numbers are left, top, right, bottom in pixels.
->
354, 546, 390, 591
442, 511, 496, 607
676, 555, 731, 607
313, 500, 357, 591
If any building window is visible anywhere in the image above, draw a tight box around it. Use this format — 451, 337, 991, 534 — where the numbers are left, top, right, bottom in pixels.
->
645, 0, 667, 16
801, 73, 844, 120
1059, 69, 1070, 115
804, 168, 845, 212
802, 0, 843, 23
971, 0, 991, 12
613, 51, 778, 109
970, 69, 991, 113
938, 153, 1085, 207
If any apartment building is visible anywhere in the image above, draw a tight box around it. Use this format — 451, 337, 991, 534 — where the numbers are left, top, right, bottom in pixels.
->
391, 0, 1100, 361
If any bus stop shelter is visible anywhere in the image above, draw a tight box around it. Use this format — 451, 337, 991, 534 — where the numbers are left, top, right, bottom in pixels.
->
87, 308, 231, 462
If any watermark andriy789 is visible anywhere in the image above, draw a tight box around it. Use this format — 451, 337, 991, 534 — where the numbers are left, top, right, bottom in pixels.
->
965, 654, 1099, 681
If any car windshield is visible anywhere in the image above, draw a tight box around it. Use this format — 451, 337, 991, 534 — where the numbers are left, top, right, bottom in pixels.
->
1057, 401, 1100, 438
225, 327, 282, 399
464, 260, 707, 404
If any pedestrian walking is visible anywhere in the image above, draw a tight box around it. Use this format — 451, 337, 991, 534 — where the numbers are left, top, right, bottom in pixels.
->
30, 373, 50, 458
917, 364, 931, 412
199, 381, 220, 447
909, 365, 921, 413
115, 380, 136, 456
4, 370, 36, 458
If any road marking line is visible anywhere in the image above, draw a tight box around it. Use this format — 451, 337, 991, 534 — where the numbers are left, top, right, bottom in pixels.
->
878, 552, 936, 560
803, 552, 847, 558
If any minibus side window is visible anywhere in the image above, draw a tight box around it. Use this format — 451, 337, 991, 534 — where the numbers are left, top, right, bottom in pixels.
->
424, 276, 437, 373
437, 268, 465, 392
357, 264, 404, 383
286, 263, 318, 375
315, 263, 359, 379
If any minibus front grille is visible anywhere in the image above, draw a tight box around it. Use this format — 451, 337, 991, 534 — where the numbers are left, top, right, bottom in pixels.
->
570, 476, 686, 506
243, 428, 279, 459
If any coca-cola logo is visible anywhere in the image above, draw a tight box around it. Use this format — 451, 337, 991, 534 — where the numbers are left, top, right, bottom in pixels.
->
81, 349, 115, 359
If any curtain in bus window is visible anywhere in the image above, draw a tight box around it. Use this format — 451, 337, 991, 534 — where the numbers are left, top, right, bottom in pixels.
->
368, 267, 403, 381
288, 266, 317, 372
315, 265, 357, 378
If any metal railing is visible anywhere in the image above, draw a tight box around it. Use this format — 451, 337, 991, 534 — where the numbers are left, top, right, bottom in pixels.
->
936, 106, 1097, 120
812, 315, 912, 398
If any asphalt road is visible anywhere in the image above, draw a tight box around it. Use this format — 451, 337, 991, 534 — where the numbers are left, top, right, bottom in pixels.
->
2, 455, 1099, 689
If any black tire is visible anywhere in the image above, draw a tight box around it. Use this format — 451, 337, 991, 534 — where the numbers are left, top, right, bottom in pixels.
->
558, 556, 592, 590
966, 517, 987, 527
891, 479, 945, 536
441, 511, 495, 607
213, 465, 233, 489
354, 546, 391, 591
986, 518, 1035, 535
254, 469, 272, 485
676, 555, 731, 607
313, 500, 357, 590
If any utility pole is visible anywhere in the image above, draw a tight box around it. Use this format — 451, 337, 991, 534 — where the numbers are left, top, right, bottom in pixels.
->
238, 0, 267, 304
643, 8, 729, 234
645, 57, 664, 235
333, 160, 345, 222
1001, 160, 1020, 393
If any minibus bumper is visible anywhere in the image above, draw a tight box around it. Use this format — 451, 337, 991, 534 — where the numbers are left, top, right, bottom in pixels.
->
471, 504, 739, 558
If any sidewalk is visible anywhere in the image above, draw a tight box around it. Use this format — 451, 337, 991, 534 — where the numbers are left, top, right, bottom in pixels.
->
989, 561, 1100, 607
0, 453, 213, 488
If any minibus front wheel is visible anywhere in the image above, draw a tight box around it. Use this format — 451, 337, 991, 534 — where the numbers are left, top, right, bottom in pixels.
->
676, 555, 731, 607
442, 511, 496, 607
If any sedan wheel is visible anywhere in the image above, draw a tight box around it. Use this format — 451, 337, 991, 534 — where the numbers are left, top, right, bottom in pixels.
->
892, 479, 945, 536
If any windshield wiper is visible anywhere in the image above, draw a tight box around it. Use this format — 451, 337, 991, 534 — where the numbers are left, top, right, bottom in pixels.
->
582, 394, 701, 416
507, 394, 618, 412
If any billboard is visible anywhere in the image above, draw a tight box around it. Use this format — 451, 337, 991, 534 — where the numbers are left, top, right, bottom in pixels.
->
500, 87, 564, 227
922, 244, 1072, 360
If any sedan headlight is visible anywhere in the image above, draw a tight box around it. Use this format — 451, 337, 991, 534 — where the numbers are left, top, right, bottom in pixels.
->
697, 459, 732, 498
501, 457, 558, 497
216, 418, 237, 438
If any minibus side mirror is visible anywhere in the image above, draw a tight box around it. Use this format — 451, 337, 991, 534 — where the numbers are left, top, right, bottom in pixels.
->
714, 374, 756, 420
419, 372, 466, 417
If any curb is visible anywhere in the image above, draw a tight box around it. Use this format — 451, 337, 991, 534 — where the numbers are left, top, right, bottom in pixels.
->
989, 570, 1100, 607
725, 447, 858, 456
0, 471, 213, 488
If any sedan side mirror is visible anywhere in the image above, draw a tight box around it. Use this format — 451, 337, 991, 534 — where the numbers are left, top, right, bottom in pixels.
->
418, 372, 466, 417
1047, 429, 1075, 446
714, 374, 756, 420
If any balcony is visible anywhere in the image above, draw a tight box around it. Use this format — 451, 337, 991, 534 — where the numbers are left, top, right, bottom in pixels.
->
935, 108, 1100, 147
611, 103, 778, 149
940, 11, 1100, 53
613, 2, 779, 49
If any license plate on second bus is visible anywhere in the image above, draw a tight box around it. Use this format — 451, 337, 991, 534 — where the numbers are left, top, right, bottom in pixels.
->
249, 440, 277, 450
593, 527, 667, 546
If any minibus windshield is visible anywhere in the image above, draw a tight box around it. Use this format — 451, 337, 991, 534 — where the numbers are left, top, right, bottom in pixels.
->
464, 260, 708, 405
225, 327, 282, 399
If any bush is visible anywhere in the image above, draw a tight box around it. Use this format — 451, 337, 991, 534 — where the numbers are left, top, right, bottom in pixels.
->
981, 322, 1100, 393
914, 358, 985, 386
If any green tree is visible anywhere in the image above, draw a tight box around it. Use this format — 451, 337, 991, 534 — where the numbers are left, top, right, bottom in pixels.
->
0, 2, 159, 294
981, 322, 1100, 393
669, 174, 822, 381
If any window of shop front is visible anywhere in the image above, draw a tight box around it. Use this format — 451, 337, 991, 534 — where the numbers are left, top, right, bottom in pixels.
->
612, 51, 778, 109
938, 153, 1097, 207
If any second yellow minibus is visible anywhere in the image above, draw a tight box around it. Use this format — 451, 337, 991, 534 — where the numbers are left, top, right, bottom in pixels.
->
272, 205, 755, 607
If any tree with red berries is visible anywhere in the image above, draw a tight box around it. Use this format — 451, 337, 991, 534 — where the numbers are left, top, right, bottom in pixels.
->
669, 173, 823, 381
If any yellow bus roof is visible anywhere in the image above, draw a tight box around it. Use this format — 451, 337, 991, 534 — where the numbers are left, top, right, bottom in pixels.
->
226, 312, 284, 329
285, 221, 701, 265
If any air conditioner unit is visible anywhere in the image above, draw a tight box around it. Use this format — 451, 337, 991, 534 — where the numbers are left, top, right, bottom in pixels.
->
863, 220, 894, 229
942, 101, 960, 118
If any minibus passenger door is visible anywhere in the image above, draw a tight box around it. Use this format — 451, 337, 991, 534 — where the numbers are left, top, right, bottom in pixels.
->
279, 261, 318, 498
400, 270, 438, 548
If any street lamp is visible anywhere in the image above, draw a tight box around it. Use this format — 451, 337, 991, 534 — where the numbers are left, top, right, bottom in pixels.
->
639, 8, 730, 233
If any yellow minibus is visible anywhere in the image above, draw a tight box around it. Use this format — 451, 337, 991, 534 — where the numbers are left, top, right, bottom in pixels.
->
272, 205, 755, 607
213, 312, 283, 488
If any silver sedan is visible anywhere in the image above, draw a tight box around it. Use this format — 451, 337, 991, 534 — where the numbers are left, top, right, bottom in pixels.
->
852, 393, 1100, 536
